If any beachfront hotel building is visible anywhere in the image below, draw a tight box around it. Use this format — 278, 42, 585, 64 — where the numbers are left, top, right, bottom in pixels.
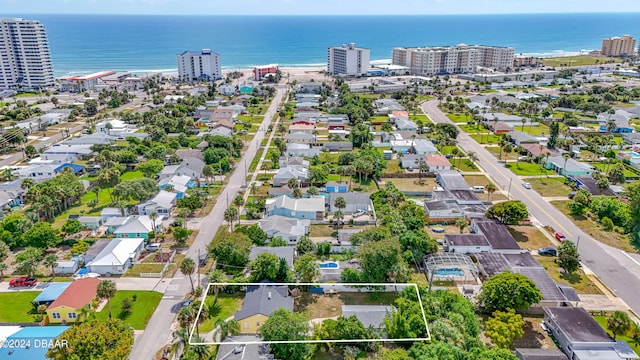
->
253, 64, 279, 80
0, 18, 55, 91
327, 43, 370, 77
601, 35, 636, 57
392, 45, 515, 76
176, 49, 221, 82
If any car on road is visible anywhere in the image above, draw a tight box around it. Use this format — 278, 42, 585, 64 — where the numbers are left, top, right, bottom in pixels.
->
522, 181, 531, 189
538, 247, 557, 256
555, 232, 567, 242
9, 277, 38, 287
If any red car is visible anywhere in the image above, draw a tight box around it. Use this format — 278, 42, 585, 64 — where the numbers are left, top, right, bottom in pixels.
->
9, 277, 38, 287
555, 232, 567, 242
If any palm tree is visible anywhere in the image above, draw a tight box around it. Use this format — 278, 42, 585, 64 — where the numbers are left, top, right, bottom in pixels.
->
287, 177, 299, 189
307, 186, 319, 196
180, 257, 196, 294
250, 182, 258, 196
292, 188, 303, 198
178, 305, 196, 329
223, 207, 238, 232
43, 254, 58, 277
334, 196, 347, 214
206, 269, 226, 304
333, 210, 344, 229
20, 178, 35, 190
77, 306, 96, 322
216, 319, 240, 341
97, 280, 117, 319
562, 153, 570, 177
450, 148, 460, 168
455, 218, 468, 234
150, 212, 159, 238
486, 183, 497, 201
0, 263, 7, 279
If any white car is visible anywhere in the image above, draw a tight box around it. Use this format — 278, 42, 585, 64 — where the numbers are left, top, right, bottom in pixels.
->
522, 181, 531, 189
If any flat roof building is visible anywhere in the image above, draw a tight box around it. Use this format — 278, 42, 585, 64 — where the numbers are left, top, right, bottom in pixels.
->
601, 35, 636, 57
0, 18, 55, 90
177, 49, 221, 82
327, 43, 370, 77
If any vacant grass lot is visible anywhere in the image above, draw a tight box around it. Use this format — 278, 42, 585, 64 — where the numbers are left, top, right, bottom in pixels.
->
95, 290, 162, 329
541, 55, 621, 67
505, 162, 554, 176
0, 292, 39, 322
528, 177, 572, 197
384, 177, 437, 193
452, 159, 478, 172
447, 113, 469, 123
508, 225, 554, 250
551, 200, 634, 252
309, 224, 338, 238
458, 124, 484, 133
520, 124, 550, 135
536, 256, 602, 294
486, 146, 518, 160
469, 133, 502, 144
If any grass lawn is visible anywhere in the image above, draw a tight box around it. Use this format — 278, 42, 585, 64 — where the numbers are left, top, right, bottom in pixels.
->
248, 148, 264, 172
594, 315, 640, 355
198, 293, 244, 333
120, 171, 144, 181
15, 92, 39, 97
95, 290, 162, 329
370, 115, 389, 124
452, 158, 478, 172
0, 292, 39, 322
509, 225, 554, 250
527, 177, 572, 197
439, 145, 459, 155
591, 162, 639, 180
541, 55, 621, 67
124, 263, 164, 277
521, 124, 550, 135
297, 292, 399, 321
458, 124, 484, 133
384, 177, 437, 193
505, 162, 554, 176
383, 160, 403, 175
486, 146, 518, 160
469, 133, 501, 144
551, 200, 634, 252
447, 113, 469, 123
309, 224, 337, 238
536, 256, 602, 294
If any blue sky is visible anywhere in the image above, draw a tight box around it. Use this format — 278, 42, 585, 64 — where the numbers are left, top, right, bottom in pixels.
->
2, 0, 640, 15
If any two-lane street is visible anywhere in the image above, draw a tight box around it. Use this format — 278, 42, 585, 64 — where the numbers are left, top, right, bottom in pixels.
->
422, 99, 640, 314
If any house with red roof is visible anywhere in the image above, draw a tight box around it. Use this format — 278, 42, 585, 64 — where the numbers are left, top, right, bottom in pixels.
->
425, 154, 452, 171
46, 278, 100, 324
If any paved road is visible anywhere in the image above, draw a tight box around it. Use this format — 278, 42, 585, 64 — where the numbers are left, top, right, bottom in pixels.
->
422, 99, 640, 314
129, 87, 286, 359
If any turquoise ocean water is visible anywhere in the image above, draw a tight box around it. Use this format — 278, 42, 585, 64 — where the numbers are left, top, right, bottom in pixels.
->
4, 13, 640, 76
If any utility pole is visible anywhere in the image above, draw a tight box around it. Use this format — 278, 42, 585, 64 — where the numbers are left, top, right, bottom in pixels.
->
507, 178, 513, 200
197, 248, 201, 287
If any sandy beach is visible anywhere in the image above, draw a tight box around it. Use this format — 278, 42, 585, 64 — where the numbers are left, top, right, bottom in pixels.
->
222, 66, 327, 82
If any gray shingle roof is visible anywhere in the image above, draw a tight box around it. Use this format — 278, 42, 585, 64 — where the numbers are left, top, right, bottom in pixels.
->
341, 305, 394, 328
234, 284, 293, 320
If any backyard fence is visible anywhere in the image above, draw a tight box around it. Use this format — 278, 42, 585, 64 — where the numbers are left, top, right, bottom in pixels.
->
139, 250, 176, 278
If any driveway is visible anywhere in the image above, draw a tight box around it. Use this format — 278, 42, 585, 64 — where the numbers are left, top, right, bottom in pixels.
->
422, 99, 640, 316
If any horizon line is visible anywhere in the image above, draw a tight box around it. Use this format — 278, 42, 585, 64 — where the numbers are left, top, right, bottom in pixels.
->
5, 11, 640, 16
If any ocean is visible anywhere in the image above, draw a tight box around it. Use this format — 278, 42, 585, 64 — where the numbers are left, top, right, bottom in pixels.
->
5, 13, 640, 76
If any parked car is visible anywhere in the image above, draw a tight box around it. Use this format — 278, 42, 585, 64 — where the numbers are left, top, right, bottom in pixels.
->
471, 186, 485, 193
555, 232, 567, 242
522, 181, 531, 189
568, 192, 576, 199
538, 247, 557, 256
146, 243, 162, 251
9, 277, 37, 287
352, 209, 367, 218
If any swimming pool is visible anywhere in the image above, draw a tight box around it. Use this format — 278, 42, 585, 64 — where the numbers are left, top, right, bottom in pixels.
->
631, 152, 640, 159
434, 268, 464, 277
431, 225, 446, 233
319, 262, 339, 269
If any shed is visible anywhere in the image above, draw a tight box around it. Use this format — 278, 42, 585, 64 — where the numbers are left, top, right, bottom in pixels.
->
54, 260, 79, 275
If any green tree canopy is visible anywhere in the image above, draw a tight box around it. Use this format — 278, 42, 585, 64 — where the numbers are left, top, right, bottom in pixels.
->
296, 235, 317, 255
135, 159, 164, 178
485, 309, 525, 348
22, 222, 60, 249
486, 200, 529, 225
477, 271, 542, 313
235, 224, 268, 246
557, 240, 580, 274
360, 238, 406, 283
294, 253, 319, 283
259, 309, 313, 360
208, 232, 251, 268
608, 310, 633, 341
46, 319, 134, 360
249, 253, 289, 282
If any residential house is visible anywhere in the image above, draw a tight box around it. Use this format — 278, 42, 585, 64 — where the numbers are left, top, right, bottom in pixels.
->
325, 181, 348, 193
288, 124, 315, 134
14, 164, 57, 181
296, 101, 319, 108
214, 336, 268, 360
77, 216, 102, 231
515, 348, 569, 360
507, 130, 539, 146
0, 326, 70, 360
101, 207, 126, 222
158, 158, 205, 180
285, 143, 321, 157
374, 99, 404, 115
327, 119, 346, 130
545, 156, 595, 177
295, 93, 321, 102
44, 144, 93, 158
520, 143, 556, 158
194, 108, 215, 121
279, 156, 309, 168
60, 133, 116, 146
86, 237, 144, 275
46, 278, 100, 324
234, 284, 294, 334
266, 195, 325, 220
33, 282, 72, 306
273, 166, 309, 187
571, 176, 616, 196
400, 153, 425, 169
436, 170, 470, 190
286, 132, 315, 144
159, 174, 194, 199
483, 112, 537, 127
412, 139, 438, 155
444, 234, 492, 253
328, 192, 371, 214
544, 307, 638, 360
137, 190, 177, 217
470, 218, 522, 254
83, 239, 111, 264
622, 132, 640, 145
424, 189, 488, 221
490, 121, 514, 134
388, 111, 409, 123
390, 139, 415, 153
95, 119, 135, 136
176, 149, 204, 161
425, 154, 452, 171
0, 188, 23, 214
198, 127, 233, 138
248, 246, 295, 268
342, 305, 394, 329
219, 84, 236, 96
112, 215, 161, 239
328, 129, 350, 140
239, 85, 253, 94
322, 142, 353, 151
258, 215, 310, 243
54, 163, 85, 175
395, 118, 418, 131
299, 82, 322, 93
597, 110, 634, 133
29, 153, 78, 166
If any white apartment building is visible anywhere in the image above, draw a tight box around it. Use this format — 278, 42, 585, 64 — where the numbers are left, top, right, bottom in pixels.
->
392, 45, 515, 76
327, 43, 370, 77
601, 35, 636, 57
176, 49, 221, 82
0, 18, 55, 91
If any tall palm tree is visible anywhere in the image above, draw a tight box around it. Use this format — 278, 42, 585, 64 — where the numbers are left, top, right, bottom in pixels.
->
223, 207, 238, 232
150, 212, 159, 238
486, 183, 497, 201
97, 280, 117, 319
180, 257, 196, 294
43, 254, 58, 277
216, 319, 240, 341
206, 269, 226, 304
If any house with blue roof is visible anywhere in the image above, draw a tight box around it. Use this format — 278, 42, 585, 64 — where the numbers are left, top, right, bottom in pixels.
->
54, 163, 85, 175
0, 326, 69, 360
33, 282, 72, 306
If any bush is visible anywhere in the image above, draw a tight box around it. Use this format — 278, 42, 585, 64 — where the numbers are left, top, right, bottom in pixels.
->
601, 217, 614, 231
121, 298, 132, 316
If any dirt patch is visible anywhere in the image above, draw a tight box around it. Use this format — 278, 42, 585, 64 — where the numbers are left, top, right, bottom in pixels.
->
511, 317, 557, 349
297, 293, 343, 320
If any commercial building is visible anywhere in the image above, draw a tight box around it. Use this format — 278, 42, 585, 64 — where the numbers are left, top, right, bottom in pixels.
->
327, 43, 370, 77
601, 35, 636, 57
176, 49, 221, 82
59, 71, 116, 92
253, 64, 278, 80
0, 18, 55, 90
392, 45, 515, 76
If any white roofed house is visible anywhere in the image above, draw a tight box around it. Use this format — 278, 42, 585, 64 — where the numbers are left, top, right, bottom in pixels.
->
273, 166, 309, 187
158, 157, 205, 181
158, 174, 194, 199
258, 215, 310, 243
86, 238, 144, 275
286, 132, 316, 144
328, 192, 372, 214
266, 195, 325, 220
137, 190, 177, 218
14, 164, 57, 181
